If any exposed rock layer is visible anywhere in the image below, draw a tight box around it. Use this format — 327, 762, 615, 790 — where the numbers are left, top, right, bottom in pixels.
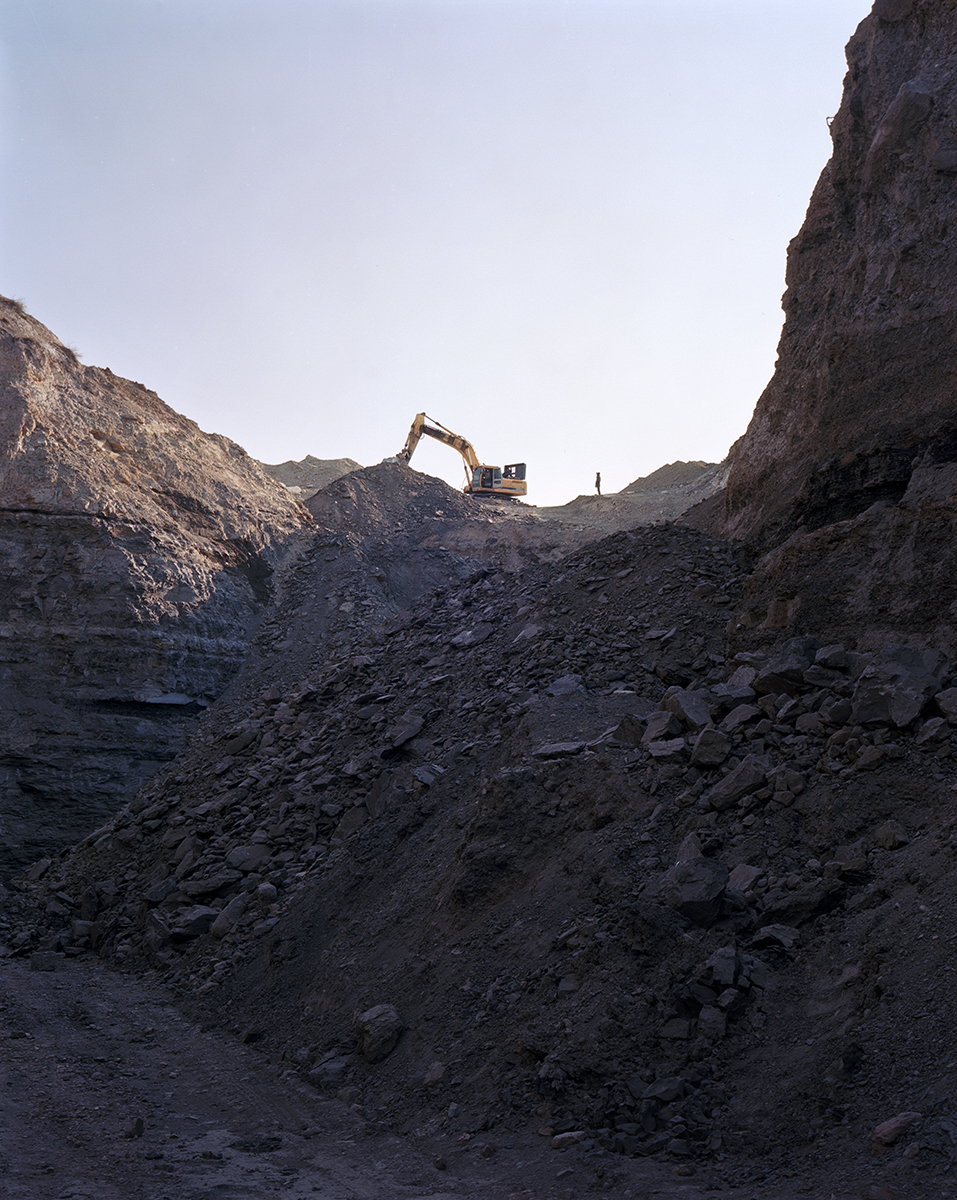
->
720, 0, 957, 549
728, 460, 957, 658
693, 1, 957, 658
0, 297, 306, 875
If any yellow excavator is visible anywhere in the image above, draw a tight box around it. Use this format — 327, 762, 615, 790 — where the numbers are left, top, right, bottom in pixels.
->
398, 413, 527, 498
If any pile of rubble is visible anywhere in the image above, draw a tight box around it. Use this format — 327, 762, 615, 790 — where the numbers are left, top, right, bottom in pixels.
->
8, 518, 957, 1193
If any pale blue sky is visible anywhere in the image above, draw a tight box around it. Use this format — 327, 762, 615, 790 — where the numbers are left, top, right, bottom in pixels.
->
1, 0, 872, 505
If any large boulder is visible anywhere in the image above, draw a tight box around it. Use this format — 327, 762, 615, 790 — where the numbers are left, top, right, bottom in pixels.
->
851, 645, 949, 727
660, 687, 713, 730
753, 637, 822, 696
353, 1004, 403, 1063
648, 858, 729, 927
703, 755, 768, 812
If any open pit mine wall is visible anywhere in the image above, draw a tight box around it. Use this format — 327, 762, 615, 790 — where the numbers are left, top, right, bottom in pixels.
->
0, 297, 306, 878
721, 0, 957, 551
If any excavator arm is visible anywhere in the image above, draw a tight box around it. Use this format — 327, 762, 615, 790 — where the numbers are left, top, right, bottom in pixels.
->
397, 411, 527, 498
399, 412, 480, 484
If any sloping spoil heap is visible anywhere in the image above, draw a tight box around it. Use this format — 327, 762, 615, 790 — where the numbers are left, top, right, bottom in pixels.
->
304, 460, 578, 573
227, 461, 595, 704
0, 296, 305, 876
306, 459, 611, 569
534, 460, 729, 538
14, 508, 957, 1195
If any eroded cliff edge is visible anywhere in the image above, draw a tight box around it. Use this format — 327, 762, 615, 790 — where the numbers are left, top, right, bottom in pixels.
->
705, 0, 957, 654
0, 297, 307, 875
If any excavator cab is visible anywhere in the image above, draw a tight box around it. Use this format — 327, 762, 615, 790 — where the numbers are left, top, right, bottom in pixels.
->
469, 462, 526, 496
476, 467, 496, 491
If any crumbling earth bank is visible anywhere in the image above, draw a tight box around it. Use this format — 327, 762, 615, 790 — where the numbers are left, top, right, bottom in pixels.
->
10, 514, 957, 1198
697, 0, 957, 674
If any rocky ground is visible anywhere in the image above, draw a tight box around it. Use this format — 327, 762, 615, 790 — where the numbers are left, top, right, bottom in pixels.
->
0, 279, 727, 886
4, 955, 842, 1200
530, 461, 729, 542
5, 469, 957, 1197
10, 6, 957, 1191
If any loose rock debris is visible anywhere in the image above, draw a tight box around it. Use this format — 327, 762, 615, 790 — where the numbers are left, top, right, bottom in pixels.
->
0, 942, 830, 1200
9, 3, 957, 1195
6, 519, 957, 1199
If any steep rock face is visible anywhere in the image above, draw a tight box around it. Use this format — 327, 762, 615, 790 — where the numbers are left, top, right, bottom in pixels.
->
729, 461, 957, 657
0, 297, 306, 875
722, 0, 957, 548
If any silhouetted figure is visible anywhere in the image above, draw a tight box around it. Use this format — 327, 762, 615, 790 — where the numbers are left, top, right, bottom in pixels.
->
595, 472, 601, 496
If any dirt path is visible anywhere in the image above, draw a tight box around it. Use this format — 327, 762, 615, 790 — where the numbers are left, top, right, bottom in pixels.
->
0, 956, 851, 1200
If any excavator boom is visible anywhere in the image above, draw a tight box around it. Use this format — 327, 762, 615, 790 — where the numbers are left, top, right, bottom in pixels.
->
400, 413, 479, 474
397, 412, 526, 498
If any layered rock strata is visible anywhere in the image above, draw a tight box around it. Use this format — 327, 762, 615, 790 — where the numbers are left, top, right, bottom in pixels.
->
721, 0, 957, 548
0, 297, 305, 876
697, 0, 957, 654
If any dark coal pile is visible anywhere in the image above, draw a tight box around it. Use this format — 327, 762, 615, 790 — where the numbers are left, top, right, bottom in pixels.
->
227, 461, 588, 702
10, 510, 957, 1198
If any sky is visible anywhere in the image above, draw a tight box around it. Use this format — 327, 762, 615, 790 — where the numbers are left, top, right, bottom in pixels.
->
1, 0, 873, 507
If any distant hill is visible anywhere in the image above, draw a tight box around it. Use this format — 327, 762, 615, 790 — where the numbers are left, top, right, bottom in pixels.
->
620, 458, 727, 495
259, 454, 361, 498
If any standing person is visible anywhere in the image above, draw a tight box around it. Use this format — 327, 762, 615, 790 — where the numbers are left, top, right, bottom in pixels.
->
595, 472, 601, 496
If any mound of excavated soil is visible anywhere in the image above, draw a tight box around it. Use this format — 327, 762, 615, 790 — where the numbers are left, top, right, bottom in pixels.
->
305, 460, 480, 532
233, 460, 734, 705
15, 494, 957, 1197
529, 461, 729, 538
222, 462, 591, 705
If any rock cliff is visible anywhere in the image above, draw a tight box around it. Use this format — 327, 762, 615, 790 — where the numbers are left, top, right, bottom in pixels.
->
708, 0, 957, 654
0, 297, 306, 875
722, 0, 957, 547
